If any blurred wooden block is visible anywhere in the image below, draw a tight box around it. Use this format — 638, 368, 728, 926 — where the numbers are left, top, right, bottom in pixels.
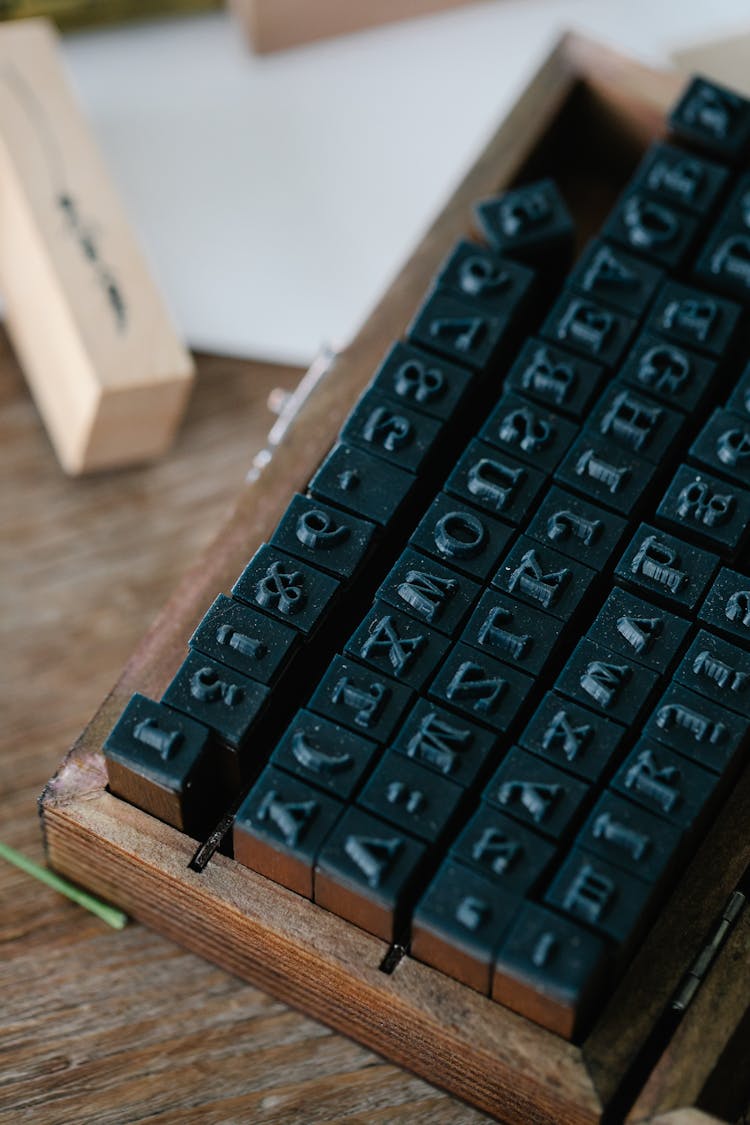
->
230, 0, 483, 54
673, 29, 750, 99
0, 19, 194, 474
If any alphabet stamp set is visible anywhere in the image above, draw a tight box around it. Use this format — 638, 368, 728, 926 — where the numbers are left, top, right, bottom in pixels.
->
41, 39, 750, 1124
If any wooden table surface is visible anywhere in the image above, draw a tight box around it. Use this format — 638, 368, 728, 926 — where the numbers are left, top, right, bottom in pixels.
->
0, 336, 490, 1125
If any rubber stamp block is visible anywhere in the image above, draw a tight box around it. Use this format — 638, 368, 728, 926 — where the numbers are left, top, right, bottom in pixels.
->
475, 179, 574, 272
525, 486, 627, 571
0, 20, 194, 474
644, 683, 748, 775
483, 747, 590, 841
315, 806, 427, 942
367, 341, 473, 422
519, 692, 626, 785
103, 693, 216, 834
656, 464, 750, 559
568, 239, 663, 318
615, 523, 719, 612
493, 902, 609, 1039
699, 566, 750, 648
480, 391, 578, 475
603, 190, 699, 271
618, 331, 717, 414
409, 492, 514, 582
502, 338, 605, 421
269, 709, 379, 801
189, 594, 300, 685
541, 291, 636, 369
545, 847, 654, 946
309, 443, 416, 528
491, 536, 596, 622
344, 601, 451, 690
232, 544, 341, 636
429, 643, 534, 734
555, 433, 657, 518
391, 699, 497, 788
412, 859, 517, 994
612, 739, 720, 831
444, 440, 546, 527
646, 281, 740, 358
450, 805, 556, 895
587, 588, 690, 675
357, 753, 464, 844
669, 75, 750, 163
690, 408, 750, 491
631, 141, 728, 216
308, 655, 414, 745
555, 638, 660, 726
577, 791, 683, 886
377, 548, 481, 638
433, 239, 536, 320
234, 765, 345, 899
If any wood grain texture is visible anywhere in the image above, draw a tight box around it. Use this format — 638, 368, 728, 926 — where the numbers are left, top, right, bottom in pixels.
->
0, 18, 194, 474
0, 332, 493, 1124
29, 33, 750, 1125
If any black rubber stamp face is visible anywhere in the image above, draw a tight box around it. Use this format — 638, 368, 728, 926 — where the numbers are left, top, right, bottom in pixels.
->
483, 746, 589, 841
503, 337, 606, 420
189, 593, 300, 685
555, 433, 657, 517
232, 544, 341, 635
378, 548, 481, 638
604, 191, 699, 270
309, 443, 416, 528
429, 642, 534, 733
407, 291, 511, 374
410, 492, 514, 582
569, 239, 664, 317
647, 282, 741, 358
445, 439, 546, 526
615, 523, 719, 612
450, 806, 556, 895
480, 391, 578, 475
341, 388, 444, 473
391, 699, 496, 788
358, 752, 464, 844
541, 292, 637, 369
271, 494, 377, 581
162, 652, 271, 751
493, 902, 609, 1038
633, 141, 728, 214
519, 691, 625, 784
643, 683, 748, 776
474, 178, 575, 270
619, 331, 717, 414
309, 656, 414, 745
612, 739, 719, 829
434, 238, 536, 318
657, 465, 750, 559
545, 848, 654, 945
345, 602, 451, 690
669, 77, 750, 162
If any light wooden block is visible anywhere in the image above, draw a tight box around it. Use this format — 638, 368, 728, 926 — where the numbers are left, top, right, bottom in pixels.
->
230, 0, 484, 54
673, 28, 750, 99
0, 18, 194, 474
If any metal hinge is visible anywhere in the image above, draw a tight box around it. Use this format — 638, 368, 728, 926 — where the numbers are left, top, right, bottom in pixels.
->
671, 888, 747, 1014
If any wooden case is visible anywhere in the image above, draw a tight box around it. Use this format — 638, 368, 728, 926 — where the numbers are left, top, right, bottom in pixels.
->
40, 35, 750, 1125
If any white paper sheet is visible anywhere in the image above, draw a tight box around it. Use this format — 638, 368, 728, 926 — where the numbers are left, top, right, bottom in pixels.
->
62, 1, 749, 364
